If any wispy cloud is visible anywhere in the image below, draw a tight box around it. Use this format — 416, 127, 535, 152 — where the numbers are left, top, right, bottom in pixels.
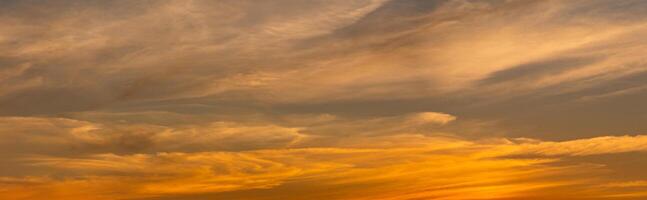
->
3, 0, 647, 199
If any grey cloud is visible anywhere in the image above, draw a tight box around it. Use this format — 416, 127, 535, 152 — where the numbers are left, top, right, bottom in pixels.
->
477, 56, 602, 86
3, 0, 647, 174
0, 0, 393, 117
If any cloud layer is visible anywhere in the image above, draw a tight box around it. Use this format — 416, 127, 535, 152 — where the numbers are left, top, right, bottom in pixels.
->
3, 0, 647, 199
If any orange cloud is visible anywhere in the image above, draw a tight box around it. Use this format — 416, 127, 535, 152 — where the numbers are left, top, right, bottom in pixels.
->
2, 133, 647, 200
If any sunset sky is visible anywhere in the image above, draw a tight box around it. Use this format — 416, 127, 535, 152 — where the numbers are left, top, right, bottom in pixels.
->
3, 0, 647, 199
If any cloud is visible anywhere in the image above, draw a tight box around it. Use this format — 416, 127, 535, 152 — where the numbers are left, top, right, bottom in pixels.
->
3, 0, 647, 199
0, 145, 554, 200
1, 0, 647, 113
407, 112, 457, 125
0, 0, 391, 115
2, 111, 647, 200
512, 135, 647, 156
602, 181, 647, 188
0, 111, 456, 158
6, 133, 647, 200
0, 117, 306, 157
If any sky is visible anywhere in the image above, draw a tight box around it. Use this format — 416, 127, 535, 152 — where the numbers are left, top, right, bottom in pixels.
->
2, 0, 647, 199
